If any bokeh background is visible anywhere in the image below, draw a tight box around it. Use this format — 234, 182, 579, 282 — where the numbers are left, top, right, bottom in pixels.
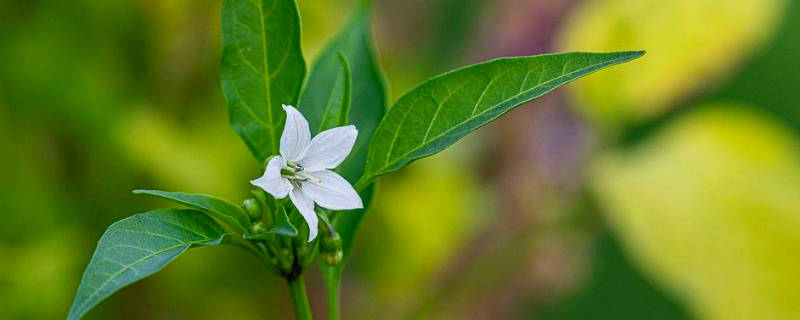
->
1, 0, 798, 319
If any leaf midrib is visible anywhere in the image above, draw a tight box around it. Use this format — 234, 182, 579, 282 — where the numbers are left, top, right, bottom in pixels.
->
257, 0, 277, 154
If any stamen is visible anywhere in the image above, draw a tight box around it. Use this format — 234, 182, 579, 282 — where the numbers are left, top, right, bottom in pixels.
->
290, 171, 322, 184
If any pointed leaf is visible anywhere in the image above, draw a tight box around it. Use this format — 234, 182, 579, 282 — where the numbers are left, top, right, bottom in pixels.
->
357, 51, 645, 188
67, 209, 225, 320
221, 0, 306, 162
300, 7, 387, 182
133, 189, 250, 233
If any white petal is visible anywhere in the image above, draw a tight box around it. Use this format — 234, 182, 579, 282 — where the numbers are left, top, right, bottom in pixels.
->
299, 125, 357, 171
280, 105, 311, 162
250, 156, 292, 199
302, 170, 363, 210
289, 188, 318, 242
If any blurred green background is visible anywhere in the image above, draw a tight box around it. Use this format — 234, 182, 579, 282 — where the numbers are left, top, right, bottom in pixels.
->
1, 0, 798, 319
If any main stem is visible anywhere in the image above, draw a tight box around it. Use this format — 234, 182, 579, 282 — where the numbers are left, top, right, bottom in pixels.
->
288, 276, 313, 320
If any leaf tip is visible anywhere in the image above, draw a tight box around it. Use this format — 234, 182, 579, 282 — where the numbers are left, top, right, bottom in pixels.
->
625, 50, 646, 59
608, 50, 646, 65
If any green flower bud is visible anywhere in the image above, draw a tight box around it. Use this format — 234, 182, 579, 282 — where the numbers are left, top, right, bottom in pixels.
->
323, 250, 343, 266
321, 232, 342, 252
242, 198, 261, 221
251, 222, 266, 234
320, 229, 343, 266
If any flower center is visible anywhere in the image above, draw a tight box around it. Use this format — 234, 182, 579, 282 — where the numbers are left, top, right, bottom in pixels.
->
282, 162, 321, 184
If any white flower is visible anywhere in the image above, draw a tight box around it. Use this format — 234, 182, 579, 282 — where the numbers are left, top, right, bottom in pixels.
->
251, 105, 363, 241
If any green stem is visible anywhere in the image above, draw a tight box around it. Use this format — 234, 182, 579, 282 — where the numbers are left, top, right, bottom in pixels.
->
322, 267, 341, 320
288, 276, 313, 320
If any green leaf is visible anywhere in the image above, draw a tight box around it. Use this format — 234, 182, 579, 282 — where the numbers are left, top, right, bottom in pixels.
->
67, 209, 225, 320
133, 189, 250, 233
300, 6, 387, 182
221, 0, 306, 162
357, 51, 644, 188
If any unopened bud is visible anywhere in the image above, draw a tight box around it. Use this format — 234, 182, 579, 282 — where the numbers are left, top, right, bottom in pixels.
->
320, 230, 343, 266
321, 232, 342, 252
323, 250, 343, 266
251, 222, 266, 234
242, 198, 261, 221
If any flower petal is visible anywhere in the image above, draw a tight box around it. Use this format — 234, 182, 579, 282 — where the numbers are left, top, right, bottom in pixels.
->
280, 105, 311, 162
299, 125, 358, 171
302, 170, 363, 210
251, 156, 292, 199
289, 188, 318, 242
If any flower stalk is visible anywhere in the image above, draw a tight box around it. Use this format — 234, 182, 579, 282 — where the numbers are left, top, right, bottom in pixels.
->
287, 276, 313, 320
323, 267, 341, 320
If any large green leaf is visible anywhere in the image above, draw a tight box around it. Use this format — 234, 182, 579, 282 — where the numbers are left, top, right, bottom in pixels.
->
221, 0, 306, 162
357, 51, 644, 188
67, 209, 226, 320
133, 189, 251, 233
300, 5, 387, 182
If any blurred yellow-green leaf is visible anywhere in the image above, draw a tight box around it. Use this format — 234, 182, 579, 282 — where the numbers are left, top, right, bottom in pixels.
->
558, 0, 787, 128
592, 105, 800, 320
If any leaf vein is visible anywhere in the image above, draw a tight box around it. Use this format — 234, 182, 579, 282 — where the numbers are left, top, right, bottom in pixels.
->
382, 93, 426, 167
470, 71, 505, 116
422, 79, 474, 143
268, 14, 294, 79
519, 70, 532, 93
